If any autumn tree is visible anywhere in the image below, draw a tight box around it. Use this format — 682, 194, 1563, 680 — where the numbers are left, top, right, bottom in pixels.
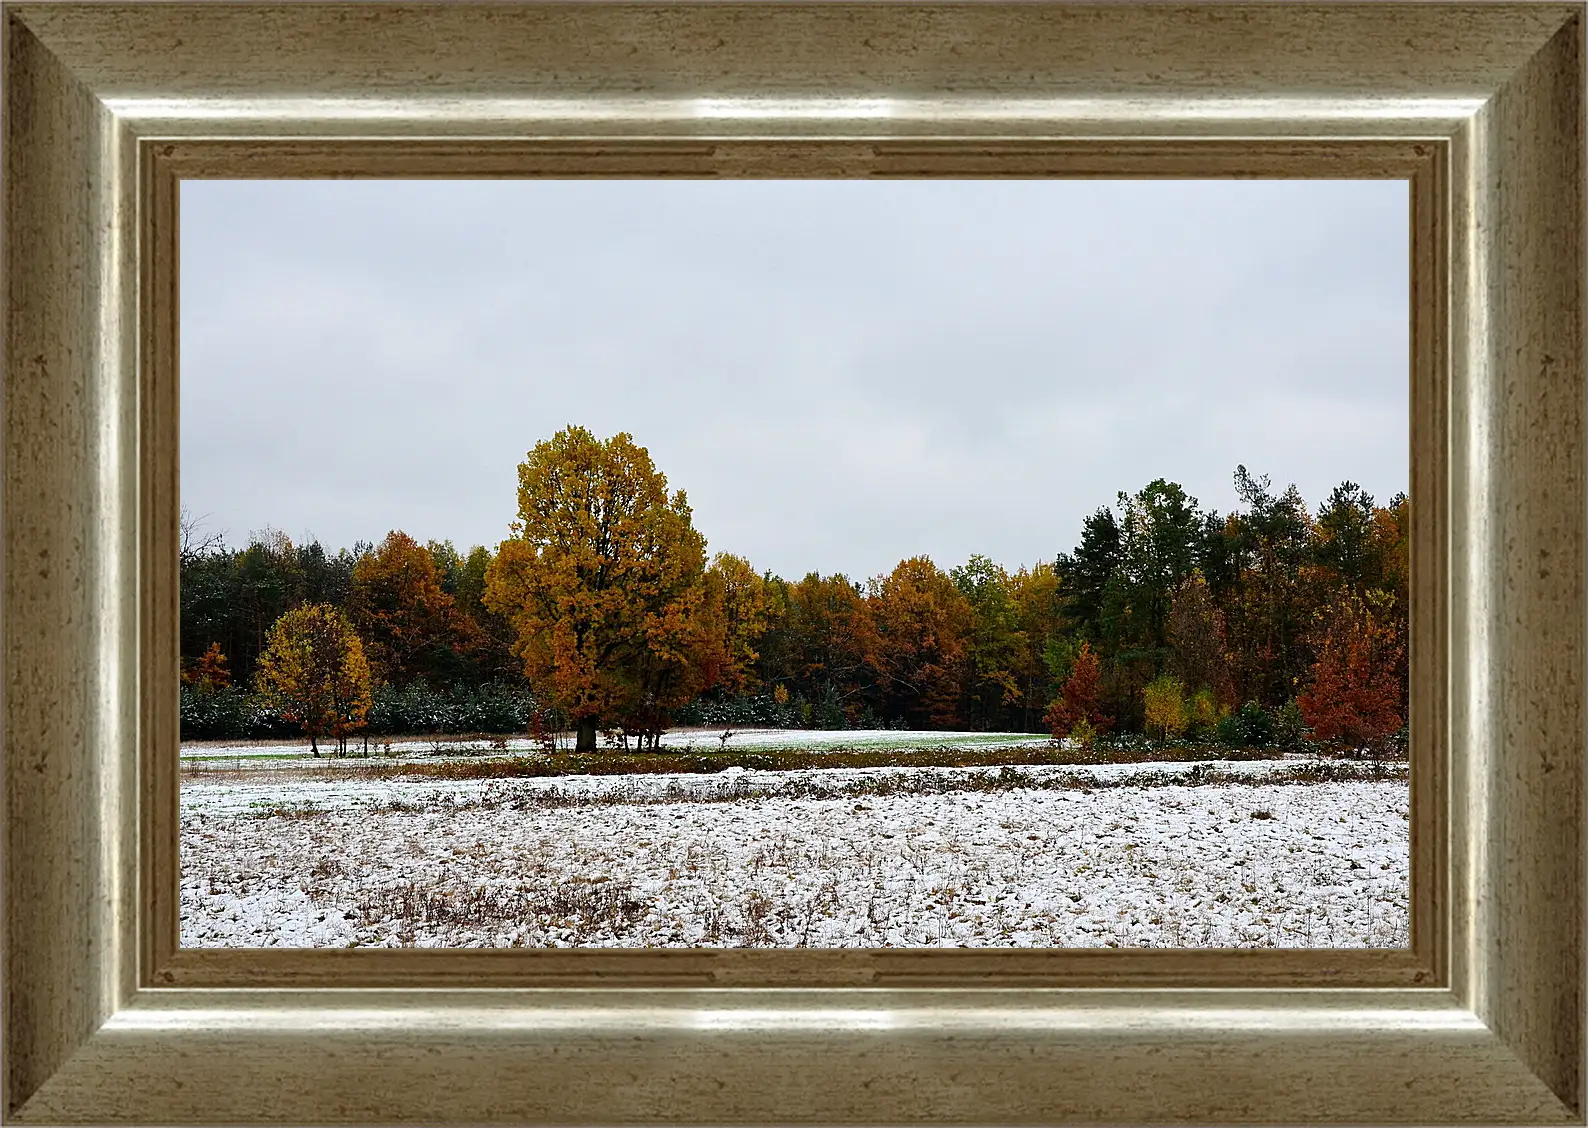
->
1297, 591, 1406, 756
483, 427, 712, 752
1044, 641, 1112, 740
703, 553, 771, 694
1369, 495, 1411, 717
951, 555, 1023, 730
753, 572, 875, 725
864, 557, 973, 728
181, 530, 366, 688
349, 530, 459, 686
1167, 570, 1234, 706
1008, 563, 1066, 731
253, 604, 373, 756
1141, 674, 1190, 743
182, 642, 232, 690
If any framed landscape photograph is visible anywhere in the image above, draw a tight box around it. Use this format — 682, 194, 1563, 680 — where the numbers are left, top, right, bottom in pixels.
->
176, 177, 1413, 955
3, 2, 1584, 1125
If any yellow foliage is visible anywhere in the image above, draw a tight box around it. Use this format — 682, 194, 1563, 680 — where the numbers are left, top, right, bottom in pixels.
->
483, 427, 714, 750
1142, 674, 1189, 743
254, 604, 372, 756
704, 552, 770, 693
1189, 687, 1223, 731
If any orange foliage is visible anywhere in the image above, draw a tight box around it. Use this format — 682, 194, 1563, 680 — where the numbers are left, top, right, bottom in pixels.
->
483, 427, 714, 751
183, 641, 231, 690
349, 530, 458, 685
1297, 592, 1405, 755
864, 556, 973, 728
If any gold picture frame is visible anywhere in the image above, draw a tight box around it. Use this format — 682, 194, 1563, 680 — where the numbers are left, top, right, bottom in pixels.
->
3, 2, 1583, 1123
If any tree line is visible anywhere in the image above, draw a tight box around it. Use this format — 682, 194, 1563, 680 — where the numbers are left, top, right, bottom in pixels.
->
181, 426, 1408, 756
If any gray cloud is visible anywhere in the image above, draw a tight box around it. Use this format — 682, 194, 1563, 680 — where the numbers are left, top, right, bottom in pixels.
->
181, 178, 1407, 580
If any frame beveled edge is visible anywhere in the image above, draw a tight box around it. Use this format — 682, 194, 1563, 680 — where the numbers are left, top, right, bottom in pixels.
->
140, 136, 1446, 996
3, 3, 1583, 1125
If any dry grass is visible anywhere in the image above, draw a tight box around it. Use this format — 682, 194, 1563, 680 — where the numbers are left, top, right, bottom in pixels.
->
261, 743, 1296, 783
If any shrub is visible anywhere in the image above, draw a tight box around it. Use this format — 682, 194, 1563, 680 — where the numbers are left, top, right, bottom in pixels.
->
1187, 688, 1223, 737
1271, 698, 1309, 752
1216, 700, 1272, 750
367, 681, 537, 736
675, 692, 806, 729
1141, 675, 1189, 743
179, 684, 299, 741
182, 678, 536, 742
180, 683, 247, 740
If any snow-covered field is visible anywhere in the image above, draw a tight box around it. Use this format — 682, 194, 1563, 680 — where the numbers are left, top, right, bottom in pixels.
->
181, 756, 1410, 949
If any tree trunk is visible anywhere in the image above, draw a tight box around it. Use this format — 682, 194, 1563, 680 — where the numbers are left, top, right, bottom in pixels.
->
310, 733, 319, 757
576, 717, 598, 753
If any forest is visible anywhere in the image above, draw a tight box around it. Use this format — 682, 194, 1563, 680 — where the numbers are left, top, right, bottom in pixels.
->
180, 426, 1409, 757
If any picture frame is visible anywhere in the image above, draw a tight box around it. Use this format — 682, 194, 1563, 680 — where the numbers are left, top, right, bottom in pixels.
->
3, 2, 1583, 1123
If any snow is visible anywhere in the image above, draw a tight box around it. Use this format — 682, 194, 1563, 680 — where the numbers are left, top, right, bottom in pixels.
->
181, 758, 1409, 949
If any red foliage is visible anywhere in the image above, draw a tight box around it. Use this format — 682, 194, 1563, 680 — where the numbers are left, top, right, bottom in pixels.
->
1297, 595, 1405, 754
1044, 642, 1114, 739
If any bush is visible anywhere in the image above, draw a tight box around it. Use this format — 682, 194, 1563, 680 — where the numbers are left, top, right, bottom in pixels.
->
1216, 700, 1272, 750
675, 692, 806, 729
368, 681, 536, 736
179, 684, 298, 741
182, 679, 536, 742
1271, 698, 1308, 752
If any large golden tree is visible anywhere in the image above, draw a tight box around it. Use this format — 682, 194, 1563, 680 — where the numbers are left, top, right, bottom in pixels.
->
484, 427, 713, 751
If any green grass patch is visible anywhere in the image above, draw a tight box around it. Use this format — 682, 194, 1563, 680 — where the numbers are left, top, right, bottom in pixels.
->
183, 752, 308, 763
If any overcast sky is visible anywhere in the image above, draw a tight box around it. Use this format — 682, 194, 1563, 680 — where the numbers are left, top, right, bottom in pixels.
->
181, 179, 1407, 581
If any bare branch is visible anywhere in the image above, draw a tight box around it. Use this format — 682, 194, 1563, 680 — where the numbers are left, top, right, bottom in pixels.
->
180, 506, 226, 566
